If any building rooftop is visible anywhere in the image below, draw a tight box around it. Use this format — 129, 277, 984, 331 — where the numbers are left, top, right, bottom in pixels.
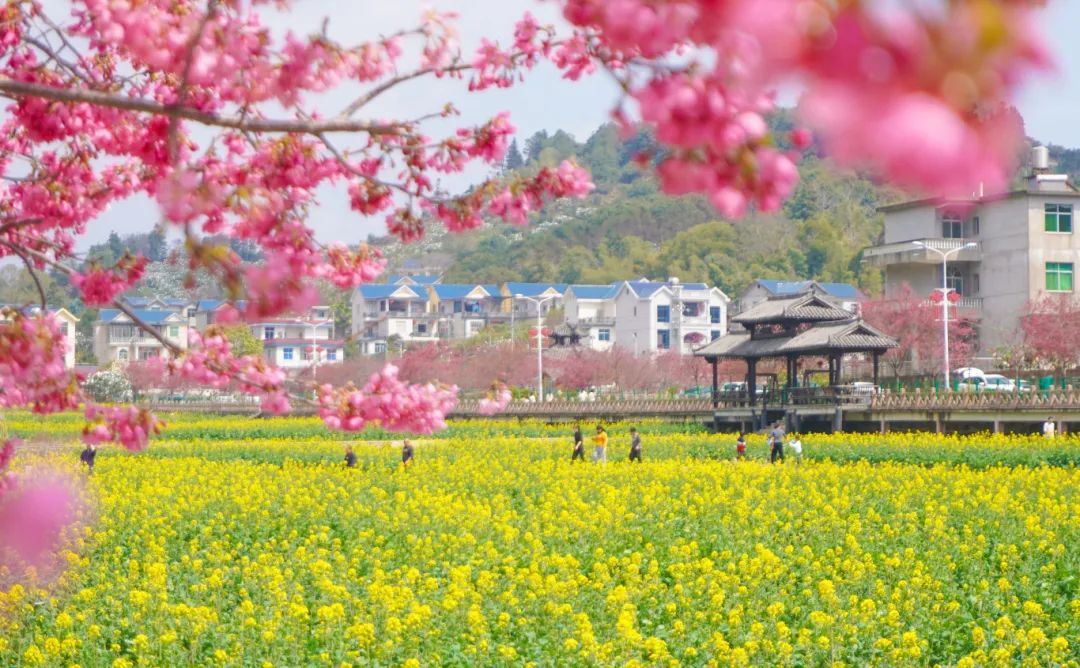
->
357, 284, 427, 300
567, 284, 620, 300
753, 279, 861, 301
98, 309, 184, 324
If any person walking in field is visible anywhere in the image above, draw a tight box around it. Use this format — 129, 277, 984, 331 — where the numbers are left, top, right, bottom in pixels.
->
1043, 417, 1056, 439
344, 445, 357, 468
401, 440, 414, 468
787, 433, 803, 465
769, 423, 785, 463
628, 427, 642, 463
735, 432, 747, 460
592, 425, 608, 464
80, 442, 97, 474
572, 424, 585, 462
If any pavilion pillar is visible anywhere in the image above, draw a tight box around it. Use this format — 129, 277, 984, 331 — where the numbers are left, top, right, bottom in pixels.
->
835, 355, 844, 385
710, 357, 719, 408
786, 356, 796, 389
747, 358, 758, 407
872, 352, 881, 387
827, 356, 836, 386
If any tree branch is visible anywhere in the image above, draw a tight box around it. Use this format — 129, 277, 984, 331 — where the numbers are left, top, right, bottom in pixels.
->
0, 78, 408, 135
9, 246, 48, 310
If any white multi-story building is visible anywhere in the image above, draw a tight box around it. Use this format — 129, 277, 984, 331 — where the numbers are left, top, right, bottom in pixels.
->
351, 283, 443, 355
94, 308, 190, 364
351, 281, 512, 354
612, 279, 730, 355
249, 305, 343, 369
863, 150, 1080, 351
563, 284, 619, 351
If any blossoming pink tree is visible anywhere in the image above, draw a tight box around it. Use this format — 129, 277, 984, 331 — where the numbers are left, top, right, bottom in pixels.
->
0, 0, 1053, 570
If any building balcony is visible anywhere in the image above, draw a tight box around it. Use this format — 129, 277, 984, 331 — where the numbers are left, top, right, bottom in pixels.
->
862, 238, 982, 267
576, 316, 616, 327
923, 296, 983, 311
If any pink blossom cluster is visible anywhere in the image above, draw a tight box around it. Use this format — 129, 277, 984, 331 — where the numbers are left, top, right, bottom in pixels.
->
0, 438, 77, 575
0, 310, 79, 414
487, 160, 595, 226
560, 0, 1050, 195
317, 365, 458, 434
82, 403, 164, 452
175, 329, 290, 414
317, 242, 386, 289
477, 383, 512, 416
70, 253, 149, 307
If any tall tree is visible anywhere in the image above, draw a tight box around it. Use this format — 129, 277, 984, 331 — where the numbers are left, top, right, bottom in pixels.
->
504, 139, 524, 171
147, 230, 167, 262
1020, 295, 1080, 381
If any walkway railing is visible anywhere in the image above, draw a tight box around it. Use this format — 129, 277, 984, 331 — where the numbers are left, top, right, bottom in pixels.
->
870, 389, 1080, 411
450, 398, 715, 418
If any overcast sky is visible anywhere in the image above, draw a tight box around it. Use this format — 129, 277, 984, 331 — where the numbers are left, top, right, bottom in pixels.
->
55, 0, 1080, 250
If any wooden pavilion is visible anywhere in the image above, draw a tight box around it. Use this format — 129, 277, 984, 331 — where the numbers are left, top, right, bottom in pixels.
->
695, 291, 898, 406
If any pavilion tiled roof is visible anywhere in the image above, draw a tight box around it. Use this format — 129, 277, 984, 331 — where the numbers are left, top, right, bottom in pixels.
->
733, 292, 853, 325
695, 320, 897, 359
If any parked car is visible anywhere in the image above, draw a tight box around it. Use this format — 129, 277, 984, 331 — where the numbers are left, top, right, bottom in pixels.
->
957, 374, 1030, 392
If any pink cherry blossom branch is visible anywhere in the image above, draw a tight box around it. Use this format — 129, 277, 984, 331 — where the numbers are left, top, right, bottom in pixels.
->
0, 78, 410, 136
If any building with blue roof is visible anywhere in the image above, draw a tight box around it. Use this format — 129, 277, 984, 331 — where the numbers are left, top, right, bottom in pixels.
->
94, 307, 190, 365
385, 274, 443, 286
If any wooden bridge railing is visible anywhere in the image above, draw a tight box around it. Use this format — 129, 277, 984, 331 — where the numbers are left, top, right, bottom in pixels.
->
869, 389, 1080, 411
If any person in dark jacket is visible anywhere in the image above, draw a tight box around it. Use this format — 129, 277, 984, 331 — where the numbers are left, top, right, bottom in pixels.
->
571, 425, 585, 461
401, 440, 414, 467
344, 445, 357, 468
628, 427, 642, 462
80, 443, 97, 474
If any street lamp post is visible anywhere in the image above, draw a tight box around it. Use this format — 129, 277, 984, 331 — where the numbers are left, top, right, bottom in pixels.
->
913, 240, 977, 391
515, 293, 555, 402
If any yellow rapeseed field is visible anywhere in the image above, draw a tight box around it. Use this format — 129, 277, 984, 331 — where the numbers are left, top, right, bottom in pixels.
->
2, 417, 1079, 666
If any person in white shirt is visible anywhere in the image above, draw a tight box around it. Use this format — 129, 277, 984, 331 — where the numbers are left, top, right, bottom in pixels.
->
1043, 418, 1056, 439
787, 433, 803, 465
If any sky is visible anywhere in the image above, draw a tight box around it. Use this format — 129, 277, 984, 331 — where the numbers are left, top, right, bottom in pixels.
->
36, 0, 1080, 251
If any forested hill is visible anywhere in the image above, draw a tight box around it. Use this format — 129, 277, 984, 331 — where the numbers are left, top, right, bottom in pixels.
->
374, 116, 900, 297
374, 117, 1078, 298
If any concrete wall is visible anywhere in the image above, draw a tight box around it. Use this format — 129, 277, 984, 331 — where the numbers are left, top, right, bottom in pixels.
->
882, 207, 941, 244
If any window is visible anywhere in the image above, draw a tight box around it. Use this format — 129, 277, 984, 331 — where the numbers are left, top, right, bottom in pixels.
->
374, 342, 387, 354
283, 347, 294, 361
417, 323, 427, 334
709, 306, 722, 324
1046, 262, 1074, 291
942, 212, 963, 239
657, 305, 671, 323
263, 326, 275, 340
945, 267, 964, 296
169, 326, 179, 338
302, 349, 313, 361
327, 350, 337, 361
117, 349, 129, 361
971, 216, 980, 236
683, 302, 700, 317
379, 300, 387, 312
453, 301, 463, 313
139, 349, 158, 360
598, 328, 611, 342
973, 273, 980, 294
711, 330, 722, 341
657, 329, 670, 349
1045, 203, 1073, 233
